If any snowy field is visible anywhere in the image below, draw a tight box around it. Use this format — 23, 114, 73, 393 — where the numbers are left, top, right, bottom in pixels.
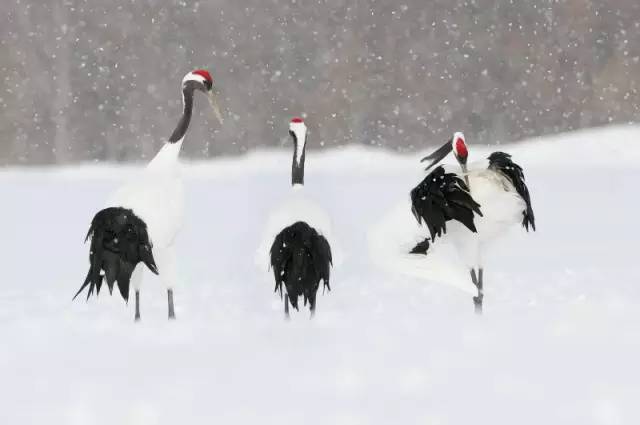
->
1, 125, 639, 424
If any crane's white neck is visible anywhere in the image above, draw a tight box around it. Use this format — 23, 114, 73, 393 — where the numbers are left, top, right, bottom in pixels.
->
289, 122, 307, 186
147, 138, 183, 171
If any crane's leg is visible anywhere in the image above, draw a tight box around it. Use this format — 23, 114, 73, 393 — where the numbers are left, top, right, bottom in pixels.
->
284, 294, 290, 320
477, 268, 484, 313
157, 247, 178, 320
135, 290, 141, 321
131, 264, 144, 322
309, 296, 316, 319
470, 268, 484, 314
168, 289, 176, 320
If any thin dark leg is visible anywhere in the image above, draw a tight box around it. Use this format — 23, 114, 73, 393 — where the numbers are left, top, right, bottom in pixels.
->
284, 295, 290, 319
167, 289, 176, 320
134, 290, 141, 322
309, 295, 316, 319
477, 268, 484, 314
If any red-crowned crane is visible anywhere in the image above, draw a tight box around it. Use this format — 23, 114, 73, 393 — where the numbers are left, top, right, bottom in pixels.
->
73, 69, 223, 321
410, 132, 535, 313
257, 118, 333, 319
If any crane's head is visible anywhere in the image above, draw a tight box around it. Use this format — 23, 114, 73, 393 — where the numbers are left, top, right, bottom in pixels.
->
182, 69, 223, 124
289, 117, 307, 163
451, 132, 468, 165
183, 69, 213, 92
289, 117, 307, 144
421, 131, 468, 170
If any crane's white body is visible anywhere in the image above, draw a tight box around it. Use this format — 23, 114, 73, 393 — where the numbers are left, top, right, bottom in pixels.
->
257, 118, 342, 315
108, 140, 185, 248
107, 140, 185, 291
77, 70, 218, 319
257, 119, 341, 273
442, 160, 525, 268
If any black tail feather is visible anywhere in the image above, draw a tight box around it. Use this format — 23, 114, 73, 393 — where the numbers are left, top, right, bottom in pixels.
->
73, 271, 93, 301
313, 234, 332, 293
74, 207, 157, 303
269, 221, 333, 314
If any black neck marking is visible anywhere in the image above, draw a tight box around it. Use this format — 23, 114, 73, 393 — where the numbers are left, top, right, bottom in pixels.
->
168, 83, 196, 144
290, 130, 306, 186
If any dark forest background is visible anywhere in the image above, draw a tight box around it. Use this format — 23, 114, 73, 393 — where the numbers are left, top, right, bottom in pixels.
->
1, 0, 638, 165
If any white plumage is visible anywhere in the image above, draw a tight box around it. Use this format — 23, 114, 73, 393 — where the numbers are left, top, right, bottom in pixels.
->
109, 143, 185, 249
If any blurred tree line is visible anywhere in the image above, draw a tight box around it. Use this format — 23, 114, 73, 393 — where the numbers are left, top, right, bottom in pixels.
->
0, 0, 638, 165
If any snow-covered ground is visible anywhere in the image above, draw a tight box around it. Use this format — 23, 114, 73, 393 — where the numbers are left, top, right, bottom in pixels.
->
1, 125, 638, 424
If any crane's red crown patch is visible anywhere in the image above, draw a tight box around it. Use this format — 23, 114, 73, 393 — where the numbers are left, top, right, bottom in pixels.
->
455, 138, 468, 158
192, 69, 213, 82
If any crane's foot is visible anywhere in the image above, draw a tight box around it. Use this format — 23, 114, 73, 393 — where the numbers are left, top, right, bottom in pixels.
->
134, 290, 141, 322
470, 268, 484, 315
473, 295, 483, 314
167, 289, 176, 320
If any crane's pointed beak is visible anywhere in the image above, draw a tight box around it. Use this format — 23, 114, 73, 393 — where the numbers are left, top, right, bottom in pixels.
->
208, 90, 224, 125
420, 139, 453, 170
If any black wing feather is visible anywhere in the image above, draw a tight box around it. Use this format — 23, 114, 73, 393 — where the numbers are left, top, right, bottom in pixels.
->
409, 238, 431, 255
410, 166, 483, 248
312, 234, 332, 292
74, 207, 158, 302
488, 152, 536, 231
